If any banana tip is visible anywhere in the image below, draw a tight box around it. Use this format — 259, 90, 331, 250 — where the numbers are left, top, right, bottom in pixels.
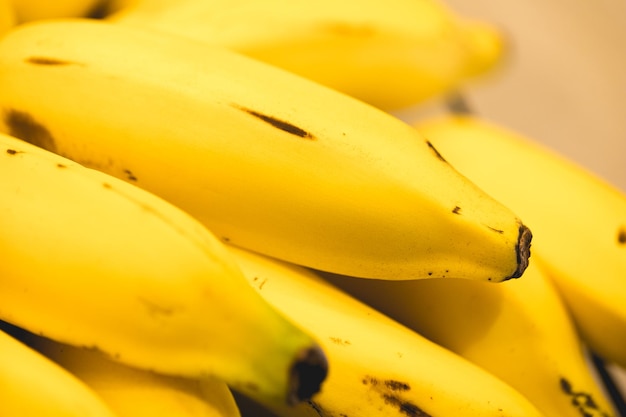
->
287, 344, 328, 405
509, 224, 532, 279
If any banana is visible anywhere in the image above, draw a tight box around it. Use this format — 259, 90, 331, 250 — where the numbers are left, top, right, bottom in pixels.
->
0, 131, 327, 407
107, 0, 506, 111
0, 18, 530, 282
0, 324, 118, 417
411, 114, 626, 370
226, 245, 548, 417
0, 0, 15, 35
92, 0, 135, 16
8, 0, 103, 22
324, 260, 617, 417
1, 322, 242, 417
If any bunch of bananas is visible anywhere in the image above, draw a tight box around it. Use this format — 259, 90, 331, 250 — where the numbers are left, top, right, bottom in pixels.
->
0, 0, 624, 416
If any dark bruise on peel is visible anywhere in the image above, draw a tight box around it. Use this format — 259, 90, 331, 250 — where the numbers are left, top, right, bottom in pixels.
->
287, 345, 328, 405
618, 226, 626, 245
452, 206, 461, 215
5, 148, 18, 155
384, 380, 410, 392
4, 110, 57, 152
232, 105, 315, 140
123, 169, 138, 182
509, 224, 532, 279
559, 377, 612, 417
362, 376, 431, 417
24, 56, 84, 66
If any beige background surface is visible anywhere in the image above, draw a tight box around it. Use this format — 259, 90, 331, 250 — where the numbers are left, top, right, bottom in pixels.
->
437, 0, 626, 398
440, 0, 626, 193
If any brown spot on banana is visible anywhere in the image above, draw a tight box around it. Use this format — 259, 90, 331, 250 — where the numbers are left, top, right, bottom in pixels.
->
384, 380, 410, 392
287, 345, 328, 406
328, 337, 351, 346
4, 110, 57, 152
5, 148, 19, 155
252, 276, 268, 290
362, 376, 431, 417
559, 376, 613, 417
137, 296, 177, 318
425, 140, 447, 163
452, 206, 461, 214
306, 400, 326, 416
231, 105, 315, 140
123, 169, 138, 182
618, 226, 626, 244
24, 56, 85, 66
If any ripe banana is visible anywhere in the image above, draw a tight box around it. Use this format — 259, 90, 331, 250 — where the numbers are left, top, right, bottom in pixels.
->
324, 261, 617, 417
226, 245, 548, 417
107, 0, 506, 111
3, 323, 242, 417
0, 132, 327, 407
0, 0, 15, 34
0, 18, 531, 282
8, 0, 102, 22
412, 114, 626, 369
0, 324, 118, 417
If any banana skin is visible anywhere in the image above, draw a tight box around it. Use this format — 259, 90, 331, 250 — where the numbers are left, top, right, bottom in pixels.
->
0, 132, 327, 407
224, 245, 547, 417
414, 114, 626, 369
108, 0, 507, 110
0, 19, 531, 282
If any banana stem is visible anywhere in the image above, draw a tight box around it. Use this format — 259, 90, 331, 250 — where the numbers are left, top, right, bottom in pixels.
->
445, 91, 474, 115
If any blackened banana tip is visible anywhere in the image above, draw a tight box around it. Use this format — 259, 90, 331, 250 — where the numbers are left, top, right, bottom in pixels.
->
287, 344, 328, 406
509, 224, 532, 279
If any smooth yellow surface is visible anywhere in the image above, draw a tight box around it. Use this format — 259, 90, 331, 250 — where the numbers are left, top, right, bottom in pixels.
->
0, 0, 15, 34
110, 0, 505, 110
0, 328, 118, 417
29, 334, 241, 417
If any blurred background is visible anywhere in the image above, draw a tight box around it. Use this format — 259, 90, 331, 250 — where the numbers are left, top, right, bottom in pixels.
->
432, 0, 626, 193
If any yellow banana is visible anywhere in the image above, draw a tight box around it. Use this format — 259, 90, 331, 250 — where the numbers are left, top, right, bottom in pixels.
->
226, 245, 548, 417
411, 114, 626, 370
5, 324, 242, 417
0, 0, 15, 35
95, 0, 139, 16
0, 324, 118, 417
0, 18, 530, 282
107, 0, 506, 111
8, 0, 102, 22
0, 132, 327, 407
324, 261, 617, 417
